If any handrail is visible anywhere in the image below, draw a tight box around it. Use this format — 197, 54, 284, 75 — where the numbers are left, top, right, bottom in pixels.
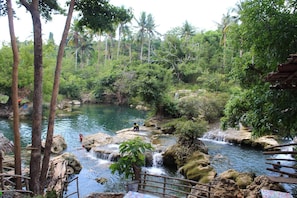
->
63, 176, 80, 198
138, 172, 212, 198
263, 143, 297, 184
0, 173, 33, 195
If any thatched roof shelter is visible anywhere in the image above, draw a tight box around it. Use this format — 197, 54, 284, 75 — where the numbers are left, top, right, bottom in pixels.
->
266, 54, 297, 89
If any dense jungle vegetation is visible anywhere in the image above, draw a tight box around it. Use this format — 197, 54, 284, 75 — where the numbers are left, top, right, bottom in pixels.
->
1, 0, 297, 139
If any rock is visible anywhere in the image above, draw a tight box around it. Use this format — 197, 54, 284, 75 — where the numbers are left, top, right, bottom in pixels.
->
219, 169, 254, 189
179, 151, 216, 183
49, 153, 82, 176
47, 153, 82, 195
95, 177, 108, 184
82, 133, 113, 150
203, 125, 279, 149
0, 133, 13, 154
189, 170, 286, 198
42, 135, 67, 154
72, 100, 81, 105
163, 139, 208, 168
243, 175, 286, 198
85, 193, 124, 198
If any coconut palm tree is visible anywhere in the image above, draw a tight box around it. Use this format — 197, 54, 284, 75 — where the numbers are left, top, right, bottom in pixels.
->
146, 13, 160, 63
116, 6, 133, 59
180, 20, 196, 39
217, 10, 234, 70
134, 11, 147, 62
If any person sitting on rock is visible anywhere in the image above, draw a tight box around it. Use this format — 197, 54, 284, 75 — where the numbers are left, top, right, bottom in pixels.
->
133, 123, 139, 131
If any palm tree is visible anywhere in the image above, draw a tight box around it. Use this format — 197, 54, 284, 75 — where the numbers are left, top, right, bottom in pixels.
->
217, 10, 234, 70
67, 19, 83, 70
134, 12, 147, 62
68, 24, 94, 68
116, 6, 133, 59
180, 20, 196, 39
121, 25, 133, 62
146, 13, 160, 63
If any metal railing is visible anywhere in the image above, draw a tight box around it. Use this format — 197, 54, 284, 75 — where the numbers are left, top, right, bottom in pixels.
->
63, 176, 80, 198
137, 172, 212, 198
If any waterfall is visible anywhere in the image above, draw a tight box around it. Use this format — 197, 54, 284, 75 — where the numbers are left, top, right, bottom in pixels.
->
152, 152, 163, 167
201, 128, 228, 143
144, 152, 165, 175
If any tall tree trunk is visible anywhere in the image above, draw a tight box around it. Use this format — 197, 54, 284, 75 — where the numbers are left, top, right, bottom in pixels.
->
7, 0, 22, 190
140, 37, 144, 62
104, 37, 108, 64
40, 0, 75, 191
117, 25, 122, 59
147, 37, 151, 63
20, 0, 43, 194
96, 34, 101, 71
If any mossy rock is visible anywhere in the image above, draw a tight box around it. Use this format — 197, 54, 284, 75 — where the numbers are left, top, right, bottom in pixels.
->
235, 173, 254, 189
219, 169, 239, 180
179, 151, 215, 183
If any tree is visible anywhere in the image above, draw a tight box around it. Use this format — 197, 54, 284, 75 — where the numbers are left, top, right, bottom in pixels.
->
134, 12, 147, 62
7, 0, 21, 190
146, 13, 160, 63
223, 0, 297, 137
116, 6, 133, 59
40, 0, 75, 191
110, 137, 153, 181
217, 10, 234, 70
19, 0, 63, 194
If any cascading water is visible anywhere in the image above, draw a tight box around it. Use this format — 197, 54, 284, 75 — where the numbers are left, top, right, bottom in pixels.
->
144, 152, 166, 175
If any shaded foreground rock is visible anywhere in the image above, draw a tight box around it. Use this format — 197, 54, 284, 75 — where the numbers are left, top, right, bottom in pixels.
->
85, 193, 124, 198
47, 153, 82, 195
189, 169, 286, 198
0, 133, 14, 154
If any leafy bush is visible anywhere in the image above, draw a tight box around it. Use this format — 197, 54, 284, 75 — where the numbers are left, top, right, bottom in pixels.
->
110, 137, 153, 180
177, 91, 228, 122
174, 118, 207, 142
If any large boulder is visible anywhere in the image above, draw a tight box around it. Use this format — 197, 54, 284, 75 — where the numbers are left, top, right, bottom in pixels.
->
163, 139, 208, 168
82, 133, 113, 151
49, 152, 82, 176
42, 135, 67, 154
179, 151, 216, 183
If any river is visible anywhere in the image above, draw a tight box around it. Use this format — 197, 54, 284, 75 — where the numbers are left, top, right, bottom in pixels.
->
0, 104, 294, 197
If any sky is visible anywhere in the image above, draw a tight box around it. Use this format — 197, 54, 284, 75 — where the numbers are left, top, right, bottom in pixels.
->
0, 0, 239, 44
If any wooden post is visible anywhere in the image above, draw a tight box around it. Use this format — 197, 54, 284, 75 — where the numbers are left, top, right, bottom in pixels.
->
163, 177, 166, 197
0, 152, 3, 190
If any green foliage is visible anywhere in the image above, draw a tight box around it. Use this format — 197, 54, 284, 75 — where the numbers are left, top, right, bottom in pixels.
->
45, 190, 58, 198
131, 63, 173, 112
60, 74, 85, 99
222, 0, 297, 137
174, 118, 207, 141
109, 137, 153, 179
177, 91, 228, 122
75, 0, 132, 33
0, 45, 13, 94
